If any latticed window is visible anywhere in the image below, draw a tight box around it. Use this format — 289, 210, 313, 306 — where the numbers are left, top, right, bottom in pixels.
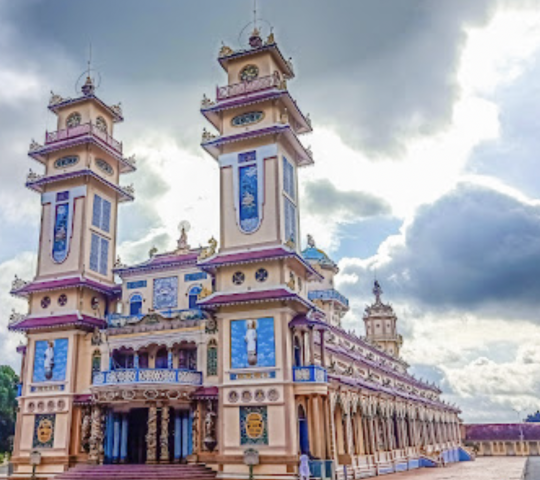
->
207, 340, 218, 376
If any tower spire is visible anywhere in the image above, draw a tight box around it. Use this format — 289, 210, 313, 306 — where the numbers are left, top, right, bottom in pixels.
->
81, 43, 95, 96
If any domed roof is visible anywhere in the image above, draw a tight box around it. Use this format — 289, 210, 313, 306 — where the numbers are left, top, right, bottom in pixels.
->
301, 235, 337, 269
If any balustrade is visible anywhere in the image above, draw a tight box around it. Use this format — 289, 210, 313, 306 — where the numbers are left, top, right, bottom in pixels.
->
45, 122, 122, 154
293, 365, 328, 383
308, 289, 349, 308
216, 72, 283, 101
93, 368, 203, 386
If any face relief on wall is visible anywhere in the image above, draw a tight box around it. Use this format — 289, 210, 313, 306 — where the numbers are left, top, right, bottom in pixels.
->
230, 317, 276, 369
33, 339, 68, 382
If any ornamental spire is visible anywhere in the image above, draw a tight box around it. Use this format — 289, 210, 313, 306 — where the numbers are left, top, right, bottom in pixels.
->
373, 279, 383, 304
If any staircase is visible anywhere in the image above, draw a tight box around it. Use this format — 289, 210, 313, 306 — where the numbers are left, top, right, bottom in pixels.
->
55, 464, 216, 480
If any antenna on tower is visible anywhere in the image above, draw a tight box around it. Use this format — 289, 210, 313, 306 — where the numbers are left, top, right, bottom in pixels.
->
253, 0, 257, 30
76, 41, 101, 95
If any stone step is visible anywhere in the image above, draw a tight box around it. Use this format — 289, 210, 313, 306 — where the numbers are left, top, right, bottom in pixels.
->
55, 464, 216, 480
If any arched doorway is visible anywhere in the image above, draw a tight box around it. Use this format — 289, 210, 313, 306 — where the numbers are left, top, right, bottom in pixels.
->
298, 405, 310, 455
188, 285, 202, 309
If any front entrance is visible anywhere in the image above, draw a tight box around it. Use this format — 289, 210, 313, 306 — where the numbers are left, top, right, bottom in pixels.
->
128, 408, 148, 464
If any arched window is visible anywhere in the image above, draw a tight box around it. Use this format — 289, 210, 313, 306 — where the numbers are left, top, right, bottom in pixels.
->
207, 339, 218, 376
129, 294, 143, 316
155, 347, 168, 369
188, 285, 202, 309
91, 350, 101, 380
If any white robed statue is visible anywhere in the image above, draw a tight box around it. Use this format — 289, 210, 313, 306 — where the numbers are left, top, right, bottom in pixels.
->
245, 320, 258, 366
299, 453, 310, 480
44, 341, 55, 380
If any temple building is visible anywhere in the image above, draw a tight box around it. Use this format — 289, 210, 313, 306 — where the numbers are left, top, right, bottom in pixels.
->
8, 23, 467, 480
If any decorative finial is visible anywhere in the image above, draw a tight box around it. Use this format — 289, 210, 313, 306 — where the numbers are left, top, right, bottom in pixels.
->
177, 221, 191, 251
149, 246, 158, 258
307, 234, 316, 248
81, 43, 95, 96
373, 280, 383, 303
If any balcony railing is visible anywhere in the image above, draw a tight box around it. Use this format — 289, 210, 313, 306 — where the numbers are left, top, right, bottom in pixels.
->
45, 122, 122, 154
216, 72, 283, 102
93, 368, 203, 386
308, 289, 349, 308
293, 365, 328, 383
107, 308, 206, 327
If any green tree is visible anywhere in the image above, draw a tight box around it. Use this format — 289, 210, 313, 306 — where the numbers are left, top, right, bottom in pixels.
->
0, 365, 18, 454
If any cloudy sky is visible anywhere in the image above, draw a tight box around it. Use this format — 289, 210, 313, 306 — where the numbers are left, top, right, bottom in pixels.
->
1, 0, 540, 423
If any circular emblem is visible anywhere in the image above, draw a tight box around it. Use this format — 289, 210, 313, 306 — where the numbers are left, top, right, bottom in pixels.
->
241, 390, 252, 403
58, 294, 68, 306
228, 391, 239, 403
41, 296, 51, 309
37, 418, 54, 444
254, 389, 265, 402
66, 112, 81, 128
240, 64, 259, 82
268, 389, 279, 401
245, 412, 264, 439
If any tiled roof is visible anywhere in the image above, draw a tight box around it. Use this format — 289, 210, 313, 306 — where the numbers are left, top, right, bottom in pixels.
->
465, 423, 540, 441
8, 313, 106, 332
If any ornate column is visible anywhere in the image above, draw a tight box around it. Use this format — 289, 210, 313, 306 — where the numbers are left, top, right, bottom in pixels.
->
167, 349, 173, 369
112, 414, 121, 462
320, 330, 326, 367
146, 405, 158, 464
88, 405, 103, 464
309, 327, 315, 365
160, 406, 170, 463
345, 410, 354, 457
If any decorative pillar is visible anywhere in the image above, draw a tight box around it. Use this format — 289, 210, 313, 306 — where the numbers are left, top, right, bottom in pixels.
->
174, 410, 182, 462
109, 352, 114, 370
88, 405, 103, 464
309, 328, 315, 365
112, 414, 121, 462
134, 353, 139, 369
320, 330, 326, 368
345, 411, 354, 456
168, 349, 173, 369
146, 405, 158, 464
160, 406, 170, 463
104, 410, 114, 464
120, 413, 128, 463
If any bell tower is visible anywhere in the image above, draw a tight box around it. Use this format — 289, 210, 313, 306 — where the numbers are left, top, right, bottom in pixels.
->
363, 281, 403, 357
9, 73, 135, 475
198, 26, 323, 475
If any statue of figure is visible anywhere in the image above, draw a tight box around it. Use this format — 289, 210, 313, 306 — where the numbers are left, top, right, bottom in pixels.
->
245, 320, 258, 366
177, 226, 189, 250
44, 341, 55, 380
307, 234, 315, 248
81, 407, 92, 453
149, 246, 158, 258
203, 401, 217, 452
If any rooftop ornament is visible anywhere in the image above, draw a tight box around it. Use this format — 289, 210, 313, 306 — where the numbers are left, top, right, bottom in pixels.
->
149, 246, 158, 258
113, 256, 126, 269
124, 154, 136, 167
12, 275, 28, 291
110, 102, 123, 117
29, 139, 43, 152
9, 309, 25, 325
177, 220, 191, 252
49, 91, 65, 107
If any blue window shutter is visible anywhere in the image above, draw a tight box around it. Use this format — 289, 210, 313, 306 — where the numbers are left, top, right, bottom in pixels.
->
101, 199, 111, 233
283, 157, 295, 200
92, 195, 102, 228
90, 234, 100, 272
284, 197, 297, 244
99, 238, 109, 275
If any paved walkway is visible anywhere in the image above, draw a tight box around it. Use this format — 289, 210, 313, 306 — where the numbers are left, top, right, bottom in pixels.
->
524, 457, 540, 479
391, 457, 526, 479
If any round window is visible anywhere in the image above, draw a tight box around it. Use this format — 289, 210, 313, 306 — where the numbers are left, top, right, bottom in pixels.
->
255, 268, 268, 282
41, 296, 51, 309
66, 112, 81, 128
232, 271, 245, 285
91, 297, 99, 310
58, 294, 68, 306
95, 116, 107, 133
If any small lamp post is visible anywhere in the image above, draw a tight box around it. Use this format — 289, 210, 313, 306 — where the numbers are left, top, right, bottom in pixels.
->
244, 448, 259, 480
514, 409, 525, 456
29, 450, 41, 480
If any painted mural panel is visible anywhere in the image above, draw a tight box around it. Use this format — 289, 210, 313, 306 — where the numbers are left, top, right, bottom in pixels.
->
153, 276, 178, 309
33, 414, 56, 448
33, 338, 68, 382
240, 406, 268, 445
52, 201, 69, 263
238, 164, 259, 233
231, 317, 275, 369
